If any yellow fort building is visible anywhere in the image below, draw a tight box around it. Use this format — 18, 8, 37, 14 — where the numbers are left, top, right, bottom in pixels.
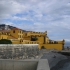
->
0, 26, 65, 51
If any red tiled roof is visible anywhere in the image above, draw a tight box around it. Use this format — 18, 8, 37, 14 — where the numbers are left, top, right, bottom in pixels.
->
12, 28, 20, 30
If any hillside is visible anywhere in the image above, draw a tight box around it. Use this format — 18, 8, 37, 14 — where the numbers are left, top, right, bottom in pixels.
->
0, 24, 26, 32
0, 24, 16, 30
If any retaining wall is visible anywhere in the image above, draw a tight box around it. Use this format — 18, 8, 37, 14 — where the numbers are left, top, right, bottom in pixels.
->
0, 59, 50, 70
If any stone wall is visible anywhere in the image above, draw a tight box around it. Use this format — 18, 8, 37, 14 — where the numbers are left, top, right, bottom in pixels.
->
0, 44, 39, 59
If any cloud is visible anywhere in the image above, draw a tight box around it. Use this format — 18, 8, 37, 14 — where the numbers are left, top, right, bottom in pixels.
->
11, 16, 28, 20
0, 0, 28, 19
0, 0, 70, 41
4, 22, 14, 25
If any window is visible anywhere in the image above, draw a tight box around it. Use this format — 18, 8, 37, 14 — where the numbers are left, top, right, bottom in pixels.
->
13, 30, 15, 33
20, 35, 21, 38
25, 33, 27, 36
20, 35, 22, 38
20, 31, 21, 33
22, 36, 23, 38
18, 35, 21, 38
2, 32, 3, 34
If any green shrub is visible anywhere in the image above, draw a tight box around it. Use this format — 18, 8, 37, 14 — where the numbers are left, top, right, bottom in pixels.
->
0, 39, 12, 44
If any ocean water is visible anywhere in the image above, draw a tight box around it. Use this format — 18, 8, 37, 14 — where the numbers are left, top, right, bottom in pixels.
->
58, 62, 70, 70
64, 42, 70, 48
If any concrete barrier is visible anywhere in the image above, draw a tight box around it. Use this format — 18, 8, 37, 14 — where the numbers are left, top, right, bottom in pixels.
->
0, 59, 50, 70
37, 59, 50, 70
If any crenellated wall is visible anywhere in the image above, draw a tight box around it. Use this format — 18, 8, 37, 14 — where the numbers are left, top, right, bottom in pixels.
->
26, 31, 47, 37
40, 44, 64, 50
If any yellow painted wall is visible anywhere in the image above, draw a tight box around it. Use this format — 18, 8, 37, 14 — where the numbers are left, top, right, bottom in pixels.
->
26, 31, 47, 36
37, 36, 45, 44
57, 41, 64, 44
23, 31, 47, 44
10, 29, 23, 40
0, 35, 8, 39
46, 37, 49, 43
11, 40, 20, 44
18, 30, 23, 40
21, 40, 39, 44
23, 36, 31, 40
10, 30, 18, 39
40, 44, 63, 50
8, 35, 15, 39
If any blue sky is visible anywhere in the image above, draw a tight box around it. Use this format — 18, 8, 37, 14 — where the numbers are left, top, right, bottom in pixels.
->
0, 0, 70, 41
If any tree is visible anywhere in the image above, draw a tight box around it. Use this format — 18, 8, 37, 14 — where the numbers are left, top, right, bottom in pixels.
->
0, 39, 12, 44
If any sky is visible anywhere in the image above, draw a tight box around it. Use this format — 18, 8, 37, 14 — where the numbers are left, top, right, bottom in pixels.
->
0, 0, 70, 41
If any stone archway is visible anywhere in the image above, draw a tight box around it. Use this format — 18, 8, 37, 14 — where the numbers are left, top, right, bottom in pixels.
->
41, 46, 45, 49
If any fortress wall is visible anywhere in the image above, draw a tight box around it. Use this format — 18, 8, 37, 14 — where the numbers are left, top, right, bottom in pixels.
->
41, 44, 63, 50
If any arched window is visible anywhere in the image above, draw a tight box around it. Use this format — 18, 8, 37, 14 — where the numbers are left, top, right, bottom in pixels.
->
13, 30, 15, 33
41, 46, 45, 49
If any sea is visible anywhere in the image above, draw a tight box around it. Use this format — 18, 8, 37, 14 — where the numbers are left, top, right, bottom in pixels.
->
64, 42, 70, 48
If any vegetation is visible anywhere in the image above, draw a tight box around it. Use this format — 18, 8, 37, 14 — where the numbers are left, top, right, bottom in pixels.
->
0, 39, 12, 44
